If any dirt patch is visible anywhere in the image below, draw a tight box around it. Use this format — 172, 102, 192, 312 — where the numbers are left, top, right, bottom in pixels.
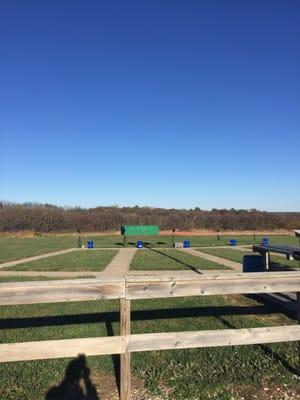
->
0, 231, 121, 238
88, 373, 164, 400
93, 376, 300, 400
228, 381, 300, 400
46, 372, 164, 400
223, 294, 246, 305
246, 313, 288, 324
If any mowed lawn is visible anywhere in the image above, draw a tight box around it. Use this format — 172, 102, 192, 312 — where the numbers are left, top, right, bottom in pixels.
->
0, 295, 299, 399
0, 236, 75, 263
0, 235, 297, 264
0, 276, 95, 282
125, 234, 298, 248
130, 249, 230, 270
199, 248, 300, 270
0, 236, 124, 263
3, 250, 117, 271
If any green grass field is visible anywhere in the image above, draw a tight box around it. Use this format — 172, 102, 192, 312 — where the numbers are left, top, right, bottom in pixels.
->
0, 236, 123, 263
1, 234, 300, 398
0, 295, 299, 399
125, 234, 298, 248
130, 249, 230, 271
0, 275, 95, 283
3, 250, 117, 271
199, 248, 300, 270
0, 234, 298, 263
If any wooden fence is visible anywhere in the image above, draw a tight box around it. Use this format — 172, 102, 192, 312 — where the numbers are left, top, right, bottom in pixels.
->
1, 271, 300, 399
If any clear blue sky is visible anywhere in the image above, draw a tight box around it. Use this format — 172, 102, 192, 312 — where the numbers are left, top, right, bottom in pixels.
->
1, 1, 299, 211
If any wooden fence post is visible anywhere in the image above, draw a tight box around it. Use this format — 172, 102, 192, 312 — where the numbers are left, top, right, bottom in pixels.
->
120, 298, 131, 400
264, 251, 270, 270
297, 292, 300, 374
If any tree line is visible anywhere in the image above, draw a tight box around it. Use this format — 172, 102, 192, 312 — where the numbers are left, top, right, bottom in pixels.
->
0, 201, 299, 233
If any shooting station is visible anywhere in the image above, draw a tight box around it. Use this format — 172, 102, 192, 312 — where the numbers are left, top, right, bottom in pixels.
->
253, 243, 300, 270
120, 225, 159, 247
1, 271, 300, 400
295, 229, 300, 247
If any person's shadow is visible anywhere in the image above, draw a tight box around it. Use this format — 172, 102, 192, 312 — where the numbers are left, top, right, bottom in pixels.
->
45, 354, 100, 400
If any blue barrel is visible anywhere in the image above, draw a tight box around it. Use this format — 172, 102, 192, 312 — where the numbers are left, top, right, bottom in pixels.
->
262, 237, 269, 246
136, 240, 143, 248
243, 255, 265, 272
230, 239, 237, 247
183, 240, 191, 248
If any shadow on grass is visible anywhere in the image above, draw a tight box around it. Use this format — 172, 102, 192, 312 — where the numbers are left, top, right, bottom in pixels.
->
45, 354, 100, 400
4, 299, 299, 395
146, 246, 202, 275
246, 293, 297, 319
270, 262, 296, 272
0, 304, 291, 330
105, 321, 120, 395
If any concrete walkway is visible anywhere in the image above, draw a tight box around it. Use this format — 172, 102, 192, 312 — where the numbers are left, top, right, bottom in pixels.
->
101, 248, 137, 277
0, 245, 297, 319
0, 244, 291, 280
233, 245, 289, 259
232, 246, 253, 252
0, 248, 137, 279
178, 248, 241, 271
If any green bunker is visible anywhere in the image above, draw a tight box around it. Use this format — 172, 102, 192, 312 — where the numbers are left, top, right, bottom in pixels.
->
120, 225, 160, 246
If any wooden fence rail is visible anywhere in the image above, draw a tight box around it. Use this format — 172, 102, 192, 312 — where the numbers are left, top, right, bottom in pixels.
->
0, 271, 300, 400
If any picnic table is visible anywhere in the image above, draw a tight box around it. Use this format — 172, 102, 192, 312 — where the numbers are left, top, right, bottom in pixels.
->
253, 244, 300, 269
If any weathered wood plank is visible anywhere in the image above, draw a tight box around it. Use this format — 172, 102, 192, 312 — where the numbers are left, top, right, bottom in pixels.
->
1, 325, 300, 363
120, 299, 131, 400
125, 271, 300, 282
0, 336, 123, 363
0, 278, 125, 305
128, 325, 300, 353
0, 276, 123, 287
126, 274, 300, 299
1, 273, 300, 306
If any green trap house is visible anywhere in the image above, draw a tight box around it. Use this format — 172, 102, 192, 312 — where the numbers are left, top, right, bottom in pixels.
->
120, 225, 160, 247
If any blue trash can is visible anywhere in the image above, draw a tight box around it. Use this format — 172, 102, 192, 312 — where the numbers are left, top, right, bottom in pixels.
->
136, 240, 143, 249
183, 240, 191, 248
87, 241, 94, 249
262, 237, 269, 246
230, 239, 237, 247
243, 255, 265, 272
